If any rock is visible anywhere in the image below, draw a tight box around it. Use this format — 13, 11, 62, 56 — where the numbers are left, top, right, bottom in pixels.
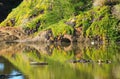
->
77, 35, 86, 43
4, 35, 19, 42
74, 27, 83, 36
93, 0, 119, 7
65, 18, 76, 27
93, 0, 106, 7
31, 29, 54, 43
0, 27, 54, 43
112, 4, 120, 20
0, 27, 28, 42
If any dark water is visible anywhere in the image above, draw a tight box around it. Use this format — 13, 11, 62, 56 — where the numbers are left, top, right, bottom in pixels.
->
0, 42, 120, 79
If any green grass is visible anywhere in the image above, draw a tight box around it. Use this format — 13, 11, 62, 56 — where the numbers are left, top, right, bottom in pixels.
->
0, 0, 119, 41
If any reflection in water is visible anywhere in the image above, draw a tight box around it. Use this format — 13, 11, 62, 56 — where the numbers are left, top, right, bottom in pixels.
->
0, 57, 25, 79
0, 42, 120, 79
0, 63, 4, 71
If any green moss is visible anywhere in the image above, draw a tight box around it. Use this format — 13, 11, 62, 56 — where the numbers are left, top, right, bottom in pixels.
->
76, 6, 119, 41
0, 0, 74, 27
0, 0, 76, 36
0, 0, 49, 27
70, 0, 92, 14
47, 20, 74, 36
0, 0, 119, 41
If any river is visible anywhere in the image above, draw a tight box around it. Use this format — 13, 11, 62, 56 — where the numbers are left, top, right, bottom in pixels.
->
0, 42, 120, 79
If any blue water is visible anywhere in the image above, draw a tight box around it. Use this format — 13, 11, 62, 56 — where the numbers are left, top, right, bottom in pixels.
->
0, 57, 25, 79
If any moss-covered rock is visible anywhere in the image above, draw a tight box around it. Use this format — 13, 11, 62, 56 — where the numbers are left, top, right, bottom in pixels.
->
0, 0, 74, 30
75, 6, 119, 41
0, 0, 120, 43
0, 0, 92, 36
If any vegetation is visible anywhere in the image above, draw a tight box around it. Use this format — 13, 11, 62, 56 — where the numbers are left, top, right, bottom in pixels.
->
0, 0, 120, 42
76, 6, 119, 41
0, 1, 120, 78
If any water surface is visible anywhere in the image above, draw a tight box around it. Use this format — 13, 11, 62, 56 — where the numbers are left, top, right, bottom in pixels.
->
0, 42, 120, 79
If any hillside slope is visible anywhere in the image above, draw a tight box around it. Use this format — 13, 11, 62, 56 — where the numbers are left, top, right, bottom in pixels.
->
0, 0, 120, 43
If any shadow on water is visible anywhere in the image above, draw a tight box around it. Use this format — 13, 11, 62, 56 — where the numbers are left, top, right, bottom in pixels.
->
0, 42, 120, 79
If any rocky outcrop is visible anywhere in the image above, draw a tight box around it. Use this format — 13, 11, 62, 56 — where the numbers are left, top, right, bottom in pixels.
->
0, 26, 104, 45
17, 29, 54, 43
0, 27, 28, 42
31, 30, 54, 43
3, 22, 117, 44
